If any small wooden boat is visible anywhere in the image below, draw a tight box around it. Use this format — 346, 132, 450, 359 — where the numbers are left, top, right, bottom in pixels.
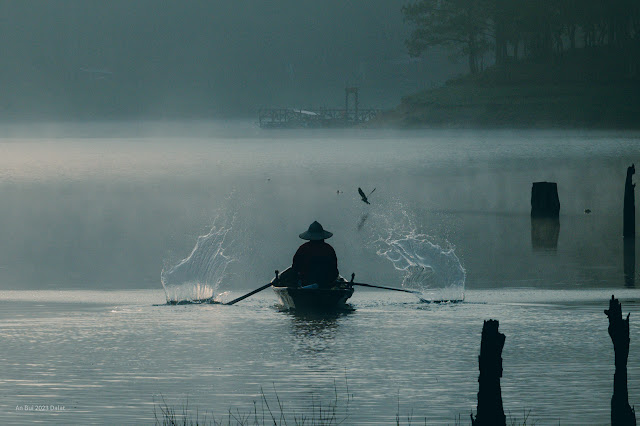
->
271, 267, 354, 310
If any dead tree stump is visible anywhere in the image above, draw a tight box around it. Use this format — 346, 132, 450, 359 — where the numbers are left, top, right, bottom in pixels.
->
531, 182, 560, 218
471, 319, 506, 426
624, 164, 635, 238
605, 295, 636, 425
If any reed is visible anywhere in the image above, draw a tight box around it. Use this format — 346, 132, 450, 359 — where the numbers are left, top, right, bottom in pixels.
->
155, 388, 536, 425
154, 380, 351, 426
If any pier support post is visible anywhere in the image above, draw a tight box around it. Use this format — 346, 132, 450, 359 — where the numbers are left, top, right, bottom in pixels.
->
624, 164, 635, 238
605, 295, 636, 426
531, 182, 560, 218
471, 320, 506, 426
345, 87, 359, 123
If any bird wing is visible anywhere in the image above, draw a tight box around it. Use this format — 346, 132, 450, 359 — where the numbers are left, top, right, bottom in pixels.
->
358, 187, 366, 199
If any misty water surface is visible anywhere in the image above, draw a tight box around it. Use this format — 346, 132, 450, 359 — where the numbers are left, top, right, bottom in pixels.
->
0, 122, 636, 292
0, 122, 639, 424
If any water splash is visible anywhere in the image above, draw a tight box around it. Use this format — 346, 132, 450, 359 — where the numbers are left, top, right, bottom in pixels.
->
161, 215, 236, 304
371, 206, 465, 302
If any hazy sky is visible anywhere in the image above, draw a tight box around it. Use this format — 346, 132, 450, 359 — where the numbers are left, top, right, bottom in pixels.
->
0, 1, 463, 119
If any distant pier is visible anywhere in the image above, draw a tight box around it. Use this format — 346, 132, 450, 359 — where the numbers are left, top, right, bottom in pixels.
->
258, 87, 379, 129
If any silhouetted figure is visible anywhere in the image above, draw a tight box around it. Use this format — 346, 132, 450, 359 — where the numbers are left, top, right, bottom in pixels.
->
358, 187, 375, 205
624, 164, 635, 238
471, 320, 506, 426
531, 217, 560, 251
531, 182, 560, 217
624, 239, 636, 288
293, 221, 339, 288
605, 295, 636, 425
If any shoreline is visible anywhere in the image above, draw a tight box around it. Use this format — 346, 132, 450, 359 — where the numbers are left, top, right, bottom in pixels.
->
370, 60, 640, 130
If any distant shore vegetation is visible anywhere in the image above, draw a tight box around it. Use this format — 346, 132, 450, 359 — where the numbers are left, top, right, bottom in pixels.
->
390, 0, 640, 128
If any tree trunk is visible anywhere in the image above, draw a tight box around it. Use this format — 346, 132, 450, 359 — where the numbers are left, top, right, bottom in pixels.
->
469, 39, 479, 74
495, 22, 507, 66
471, 320, 506, 426
624, 164, 635, 238
569, 25, 576, 50
531, 182, 560, 218
605, 295, 637, 425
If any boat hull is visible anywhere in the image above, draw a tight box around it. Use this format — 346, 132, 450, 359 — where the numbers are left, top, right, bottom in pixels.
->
272, 286, 354, 310
271, 267, 354, 310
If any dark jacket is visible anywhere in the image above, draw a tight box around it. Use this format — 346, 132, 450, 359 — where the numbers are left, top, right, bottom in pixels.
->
292, 240, 339, 286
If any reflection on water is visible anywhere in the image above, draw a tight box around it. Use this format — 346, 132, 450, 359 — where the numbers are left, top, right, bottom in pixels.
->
288, 310, 352, 337
286, 308, 354, 328
624, 238, 636, 288
357, 213, 369, 231
283, 309, 355, 356
531, 217, 560, 251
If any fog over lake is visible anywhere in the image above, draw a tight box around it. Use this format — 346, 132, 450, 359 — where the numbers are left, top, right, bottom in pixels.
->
0, 123, 637, 292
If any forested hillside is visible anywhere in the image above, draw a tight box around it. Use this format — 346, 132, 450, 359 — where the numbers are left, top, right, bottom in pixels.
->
391, 0, 640, 128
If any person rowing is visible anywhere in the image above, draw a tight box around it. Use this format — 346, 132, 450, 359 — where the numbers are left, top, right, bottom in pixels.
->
292, 221, 339, 289
226, 220, 426, 306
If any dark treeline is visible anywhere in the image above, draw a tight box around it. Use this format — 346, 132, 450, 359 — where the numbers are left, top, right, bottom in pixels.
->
403, 0, 640, 77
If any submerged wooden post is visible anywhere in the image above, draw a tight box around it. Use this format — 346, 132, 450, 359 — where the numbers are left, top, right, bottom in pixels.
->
624, 238, 636, 288
605, 295, 637, 425
531, 182, 560, 217
624, 164, 635, 238
471, 320, 506, 426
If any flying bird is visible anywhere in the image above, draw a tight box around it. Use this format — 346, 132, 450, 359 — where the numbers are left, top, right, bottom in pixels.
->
358, 187, 376, 204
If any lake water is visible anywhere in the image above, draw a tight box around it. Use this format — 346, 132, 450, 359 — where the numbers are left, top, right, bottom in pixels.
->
0, 122, 639, 424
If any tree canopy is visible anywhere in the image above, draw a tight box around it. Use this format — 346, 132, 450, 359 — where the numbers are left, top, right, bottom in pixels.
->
403, 0, 640, 76
403, 0, 493, 74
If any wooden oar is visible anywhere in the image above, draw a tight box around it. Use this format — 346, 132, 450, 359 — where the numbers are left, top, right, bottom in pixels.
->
225, 270, 279, 306
352, 282, 420, 295
349, 273, 420, 295
225, 283, 272, 305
